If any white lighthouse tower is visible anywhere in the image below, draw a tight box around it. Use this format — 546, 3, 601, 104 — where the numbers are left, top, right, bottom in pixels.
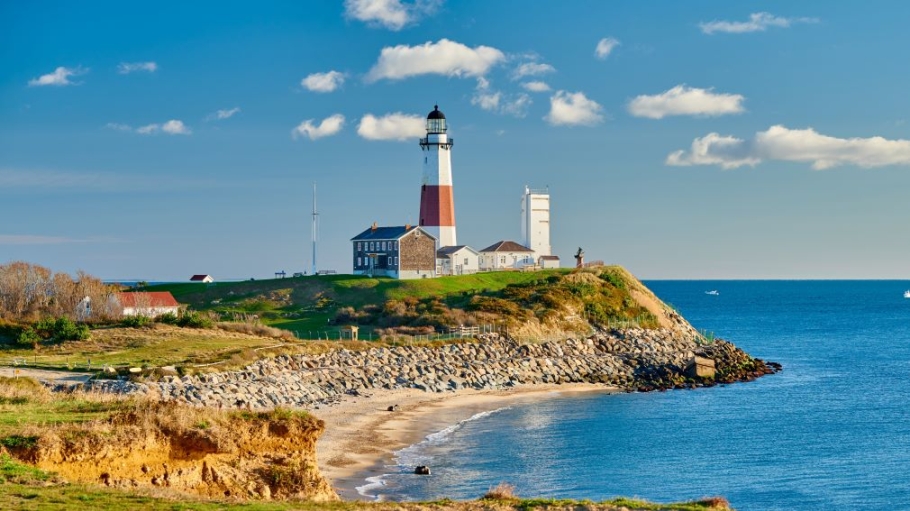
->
521, 185, 551, 257
419, 105, 456, 248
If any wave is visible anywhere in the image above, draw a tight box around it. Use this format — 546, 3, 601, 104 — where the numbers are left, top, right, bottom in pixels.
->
356, 406, 511, 500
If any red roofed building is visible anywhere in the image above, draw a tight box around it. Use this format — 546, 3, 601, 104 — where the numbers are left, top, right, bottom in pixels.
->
117, 291, 181, 317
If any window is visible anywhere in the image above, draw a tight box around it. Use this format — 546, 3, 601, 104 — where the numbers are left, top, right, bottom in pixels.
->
381, 241, 386, 250
357, 257, 362, 267
500, 256, 506, 264
464, 258, 469, 265
357, 242, 362, 251
369, 242, 374, 250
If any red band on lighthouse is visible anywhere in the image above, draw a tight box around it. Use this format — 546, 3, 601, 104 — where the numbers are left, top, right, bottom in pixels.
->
419, 185, 455, 227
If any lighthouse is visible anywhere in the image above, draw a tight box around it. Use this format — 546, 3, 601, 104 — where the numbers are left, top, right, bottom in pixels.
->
419, 105, 456, 248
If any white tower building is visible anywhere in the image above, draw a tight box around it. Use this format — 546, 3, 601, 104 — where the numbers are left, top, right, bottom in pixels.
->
521, 185, 551, 257
419, 105, 456, 248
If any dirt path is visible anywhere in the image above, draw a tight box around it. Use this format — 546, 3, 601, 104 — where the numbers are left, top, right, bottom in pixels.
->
0, 366, 94, 385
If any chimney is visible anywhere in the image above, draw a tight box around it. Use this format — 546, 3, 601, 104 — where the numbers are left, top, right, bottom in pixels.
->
405, 223, 411, 230
371, 222, 377, 231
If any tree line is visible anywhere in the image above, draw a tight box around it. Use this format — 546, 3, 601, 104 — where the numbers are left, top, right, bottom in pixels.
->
0, 261, 120, 323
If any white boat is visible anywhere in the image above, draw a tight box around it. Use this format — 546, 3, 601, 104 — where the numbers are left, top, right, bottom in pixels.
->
904, 290, 910, 299
705, 290, 720, 296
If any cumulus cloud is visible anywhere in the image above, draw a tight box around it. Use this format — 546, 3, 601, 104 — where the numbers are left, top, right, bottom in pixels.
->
117, 61, 158, 74
28, 66, 87, 86
292, 114, 345, 140
344, 0, 441, 31
628, 85, 745, 119
512, 62, 555, 79
366, 39, 505, 81
301, 71, 346, 92
595, 37, 620, 59
700, 12, 819, 34
206, 107, 241, 121
544, 91, 604, 126
357, 113, 425, 141
135, 120, 191, 135
521, 81, 551, 92
667, 125, 910, 170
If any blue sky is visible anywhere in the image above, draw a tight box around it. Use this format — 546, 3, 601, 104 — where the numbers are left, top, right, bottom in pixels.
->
3, 0, 910, 280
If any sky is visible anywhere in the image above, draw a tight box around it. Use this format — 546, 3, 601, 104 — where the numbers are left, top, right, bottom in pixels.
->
2, 0, 910, 280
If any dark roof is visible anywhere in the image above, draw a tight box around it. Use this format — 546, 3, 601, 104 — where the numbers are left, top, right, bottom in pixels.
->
479, 240, 533, 253
189, 274, 211, 281
539, 255, 560, 260
118, 292, 180, 308
436, 245, 477, 257
351, 225, 437, 241
427, 104, 445, 120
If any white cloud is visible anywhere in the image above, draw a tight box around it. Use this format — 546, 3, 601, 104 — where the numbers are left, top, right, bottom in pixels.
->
521, 81, 551, 92
105, 122, 132, 132
666, 133, 759, 169
472, 91, 500, 111
544, 91, 604, 126
366, 39, 505, 81
28, 66, 87, 86
135, 120, 191, 135
595, 37, 620, 59
512, 62, 555, 79
162, 120, 191, 135
301, 71, 346, 92
628, 85, 745, 119
357, 113, 425, 141
292, 114, 345, 140
700, 12, 819, 34
207, 107, 241, 121
344, 0, 441, 30
667, 125, 910, 170
117, 61, 158, 74
471, 78, 531, 117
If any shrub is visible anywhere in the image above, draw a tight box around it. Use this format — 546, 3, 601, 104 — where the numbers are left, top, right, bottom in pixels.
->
53, 318, 90, 341
16, 327, 41, 346
483, 482, 516, 500
120, 315, 152, 328
177, 311, 214, 329
156, 312, 179, 325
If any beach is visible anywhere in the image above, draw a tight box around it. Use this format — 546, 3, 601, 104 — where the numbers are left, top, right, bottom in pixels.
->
314, 383, 618, 500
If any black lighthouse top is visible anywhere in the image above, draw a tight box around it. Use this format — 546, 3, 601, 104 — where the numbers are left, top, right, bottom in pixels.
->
426, 105, 447, 134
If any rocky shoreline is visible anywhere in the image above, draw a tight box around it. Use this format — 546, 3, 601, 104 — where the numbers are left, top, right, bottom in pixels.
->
84, 329, 780, 409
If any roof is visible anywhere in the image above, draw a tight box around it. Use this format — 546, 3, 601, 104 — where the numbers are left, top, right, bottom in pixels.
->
427, 104, 445, 119
479, 240, 534, 253
189, 274, 211, 281
539, 255, 560, 260
351, 225, 437, 242
118, 292, 180, 308
437, 245, 479, 257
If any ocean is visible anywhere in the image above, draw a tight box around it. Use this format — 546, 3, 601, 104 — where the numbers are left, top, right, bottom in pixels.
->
357, 281, 910, 510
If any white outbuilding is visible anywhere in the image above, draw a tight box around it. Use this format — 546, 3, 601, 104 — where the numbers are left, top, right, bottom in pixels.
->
436, 245, 480, 276
479, 240, 536, 271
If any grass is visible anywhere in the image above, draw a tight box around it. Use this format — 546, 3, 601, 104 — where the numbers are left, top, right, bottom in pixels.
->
0, 377, 131, 437
0, 324, 295, 373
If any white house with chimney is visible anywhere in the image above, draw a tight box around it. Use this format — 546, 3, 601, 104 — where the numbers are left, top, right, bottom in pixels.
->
436, 245, 480, 276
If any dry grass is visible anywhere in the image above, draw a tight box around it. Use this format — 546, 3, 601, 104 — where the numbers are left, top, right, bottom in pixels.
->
215, 321, 297, 341
483, 482, 517, 500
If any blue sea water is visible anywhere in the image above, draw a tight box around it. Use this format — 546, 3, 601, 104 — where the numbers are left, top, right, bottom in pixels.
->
359, 281, 910, 510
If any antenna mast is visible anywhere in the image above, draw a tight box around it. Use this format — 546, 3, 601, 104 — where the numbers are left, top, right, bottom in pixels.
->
311, 182, 318, 275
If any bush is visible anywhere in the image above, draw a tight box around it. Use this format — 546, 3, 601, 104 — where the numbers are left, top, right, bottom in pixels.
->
177, 311, 214, 329
53, 318, 90, 341
16, 327, 41, 346
120, 315, 152, 328
156, 312, 179, 325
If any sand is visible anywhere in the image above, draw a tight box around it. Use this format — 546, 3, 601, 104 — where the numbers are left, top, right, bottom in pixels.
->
313, 383, 618, 500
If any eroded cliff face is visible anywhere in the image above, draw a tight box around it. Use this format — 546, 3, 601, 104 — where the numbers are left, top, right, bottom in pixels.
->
8, 403, 338, 502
